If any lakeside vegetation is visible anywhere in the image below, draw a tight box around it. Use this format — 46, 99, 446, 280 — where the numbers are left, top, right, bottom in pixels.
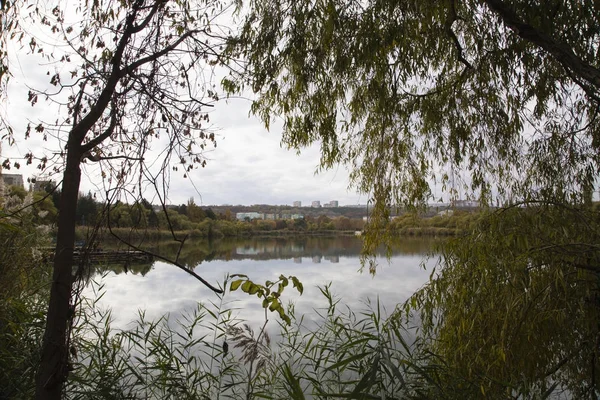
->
2, 0, 600, 398
2, 182, 483, 240
3, 199, 599, 399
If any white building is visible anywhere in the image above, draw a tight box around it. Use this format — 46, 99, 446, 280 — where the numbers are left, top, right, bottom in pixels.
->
236, 212, 264, 221
454, 200, 479, 208
293, 201, 301, 207
1, 173, 24, 188
311, 200, 321, 208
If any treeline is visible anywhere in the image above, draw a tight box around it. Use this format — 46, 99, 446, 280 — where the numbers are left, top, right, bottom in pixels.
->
4, 184, 483, 238
389, 211, 481, 236
74, 193, 368, 238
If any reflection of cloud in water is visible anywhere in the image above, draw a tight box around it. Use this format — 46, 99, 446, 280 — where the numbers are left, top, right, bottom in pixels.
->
83, 243, 435, 334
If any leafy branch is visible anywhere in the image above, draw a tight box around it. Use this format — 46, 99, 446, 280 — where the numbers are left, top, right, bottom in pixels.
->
229, 274, 304, 325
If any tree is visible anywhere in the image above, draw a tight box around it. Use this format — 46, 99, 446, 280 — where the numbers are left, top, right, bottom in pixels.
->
228, 0, 600, 396
228, 0, 599, 213
76, 192, 98, 226
410, 204, 600, 397
32, 191, 58, 225
147, 207, 159, 228
204, 207, 217, 220
7, 184, 27, 201
176, 203, 188, 216
221, 208, 234, 221
333, 216, 352, 231
0, 186, 50, 400
0, 0, 17, 136
2, 0, 233, 397
110, 202, 133, 228
187, 197, 206, 222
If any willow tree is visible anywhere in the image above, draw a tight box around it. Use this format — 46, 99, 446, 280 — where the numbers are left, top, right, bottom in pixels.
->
227, 0, 600, 396
2, 0, 233, 398
228, 0, 599, 227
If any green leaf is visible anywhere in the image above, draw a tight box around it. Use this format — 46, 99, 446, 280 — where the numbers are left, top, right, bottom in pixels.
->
281, 363, 305, 400
268, 298, 281, 312
248, 283, 260, 295
241, 281, 252, 293
325, 352, 370, 372
291, 276, 303, 295
230, 279, 244, 292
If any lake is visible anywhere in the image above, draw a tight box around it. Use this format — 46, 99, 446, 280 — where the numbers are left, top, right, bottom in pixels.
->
83, 236, 437, 331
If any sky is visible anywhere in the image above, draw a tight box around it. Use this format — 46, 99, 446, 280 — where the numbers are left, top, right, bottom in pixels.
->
0, 3, 365, 207
3, 86, 363, 206
166, 97, 364, 206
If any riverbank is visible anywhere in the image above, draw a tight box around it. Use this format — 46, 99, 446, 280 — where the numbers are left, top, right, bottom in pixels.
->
75, 210, 479, 242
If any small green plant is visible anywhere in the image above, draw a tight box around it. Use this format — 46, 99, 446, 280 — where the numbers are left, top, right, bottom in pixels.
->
229, 274, 303, 325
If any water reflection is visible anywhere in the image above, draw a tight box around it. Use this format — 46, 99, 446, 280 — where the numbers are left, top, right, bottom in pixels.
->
149, 235, 434, 267
84, 236, 437, 331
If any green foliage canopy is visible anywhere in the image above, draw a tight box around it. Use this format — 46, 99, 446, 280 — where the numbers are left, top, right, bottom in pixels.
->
228, 1, 600, 397
228, 0, 600, 210
409, 203, 600, 397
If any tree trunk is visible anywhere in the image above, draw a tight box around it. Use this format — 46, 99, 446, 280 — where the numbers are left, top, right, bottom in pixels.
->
35, 144, 82, 400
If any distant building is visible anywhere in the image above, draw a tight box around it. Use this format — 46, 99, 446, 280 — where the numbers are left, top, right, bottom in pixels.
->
30, 177, 56, 192
454, 200, 479, 208
293, 201, 301, 207
323, 200, 339, 208
311, 200, 321, 208
236, 212, 264, 221
1, 173, 24, 188
280, 213, 303, 220
438, 209, 454, 217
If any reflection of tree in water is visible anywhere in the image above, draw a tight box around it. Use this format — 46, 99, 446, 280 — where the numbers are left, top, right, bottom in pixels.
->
87, 261, 154, 278
87, 236, 435, 276
141, 236, 436, 268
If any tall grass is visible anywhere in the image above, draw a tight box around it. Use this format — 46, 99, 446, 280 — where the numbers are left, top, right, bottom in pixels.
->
60, 279, 450, 400
2, 271, 565, 399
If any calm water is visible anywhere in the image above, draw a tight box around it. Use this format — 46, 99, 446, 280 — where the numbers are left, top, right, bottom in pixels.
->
84, 236, 437, 330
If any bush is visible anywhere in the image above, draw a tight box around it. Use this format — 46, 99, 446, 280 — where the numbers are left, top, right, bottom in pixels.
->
0, 216, 51, 398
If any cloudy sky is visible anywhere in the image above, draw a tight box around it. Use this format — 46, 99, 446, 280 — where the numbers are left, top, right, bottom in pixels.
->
167, 97, 364, 206
1, 7, 365, 207
3, 87, 363, 206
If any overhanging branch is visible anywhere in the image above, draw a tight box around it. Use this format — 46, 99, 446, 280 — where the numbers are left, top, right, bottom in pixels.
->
485, 0, 600, 93
104, 198, 223, 294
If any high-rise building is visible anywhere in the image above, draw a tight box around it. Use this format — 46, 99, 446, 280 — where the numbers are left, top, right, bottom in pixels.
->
293, 201, 301, 207
311, 200, 321, 207
329, 200, 339, 207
